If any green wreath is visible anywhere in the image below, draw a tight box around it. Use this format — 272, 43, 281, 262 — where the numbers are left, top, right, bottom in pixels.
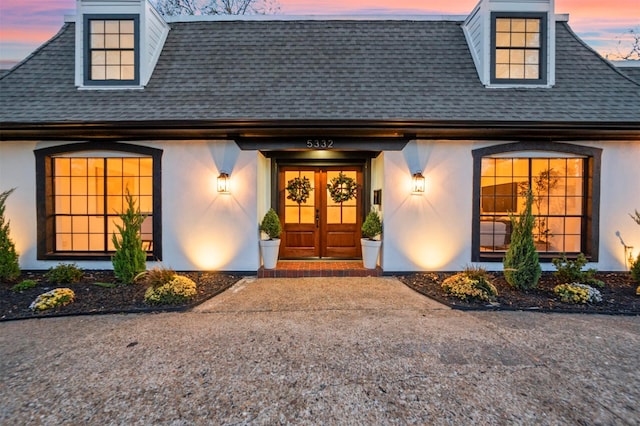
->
286, 176, 313, 204
327, 172, 359, 203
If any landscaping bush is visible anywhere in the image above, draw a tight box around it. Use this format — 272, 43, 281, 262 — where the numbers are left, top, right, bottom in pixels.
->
144, 275, 197, 305
553, 283, 602, 304
29, 288, 75, 311
503, 190, 541, 290
11, 279, 37, 292
45, 263, 83, 284
138, 265, 176, 288
552, 253, 604, 288
112, 192, 147, 284
441, 266, 498, 302
259, 208, 282, 239
361, 209, 382, 239
0, 188, 20, 282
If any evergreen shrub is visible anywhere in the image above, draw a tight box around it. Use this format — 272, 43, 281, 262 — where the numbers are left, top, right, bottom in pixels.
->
112, 193, 147, 284
0, 188, 20, 282
259, 208, 282, 239
503, 190, 541, 290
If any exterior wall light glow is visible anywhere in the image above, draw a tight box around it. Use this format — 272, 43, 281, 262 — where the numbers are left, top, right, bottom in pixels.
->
412, 172, 425, 194
217, 172, 230, 193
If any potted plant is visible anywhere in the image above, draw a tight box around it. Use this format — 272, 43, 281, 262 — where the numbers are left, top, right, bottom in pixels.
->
259, 208, 282, 269
361, 209, 382, 269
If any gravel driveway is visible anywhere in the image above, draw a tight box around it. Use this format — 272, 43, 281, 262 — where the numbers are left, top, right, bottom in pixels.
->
1, 277, 639, 425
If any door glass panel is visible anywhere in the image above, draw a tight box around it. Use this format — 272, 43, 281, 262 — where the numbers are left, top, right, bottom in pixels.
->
327, 206, 341, 224
325, 170, 358, 224
300, 206, 315, 224
284, 170, 315, 224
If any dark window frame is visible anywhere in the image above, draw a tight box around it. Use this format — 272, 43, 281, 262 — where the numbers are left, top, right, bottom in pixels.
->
472, 142, 601, 262
490, 12, 547, 85
35, 142, 162, 261
83, 14, 140, 86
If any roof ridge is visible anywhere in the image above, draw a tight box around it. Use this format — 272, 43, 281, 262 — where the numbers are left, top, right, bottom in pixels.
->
0, 23, 73, 82
560, 21, 640, 88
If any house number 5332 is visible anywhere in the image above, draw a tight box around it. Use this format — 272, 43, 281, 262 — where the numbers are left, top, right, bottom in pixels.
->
306, 139, 334, 149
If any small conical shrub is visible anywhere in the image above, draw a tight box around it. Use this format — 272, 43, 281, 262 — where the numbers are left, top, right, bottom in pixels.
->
504, 190, 541, 290
0, 188, 21, 282
112, 192, 147, 284
361, 209, 382, 239
259, 208, 281, 239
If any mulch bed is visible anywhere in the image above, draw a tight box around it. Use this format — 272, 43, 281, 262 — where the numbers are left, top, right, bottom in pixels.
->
0, 270, 242, 321
2, 270, 639, 321
398, 271, 640, 315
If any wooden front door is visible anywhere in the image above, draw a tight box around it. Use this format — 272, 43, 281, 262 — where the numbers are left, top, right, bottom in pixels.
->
279, 166, 363, 259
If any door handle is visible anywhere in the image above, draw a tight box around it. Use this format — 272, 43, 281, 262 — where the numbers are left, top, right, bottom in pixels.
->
315, 209, 320, 228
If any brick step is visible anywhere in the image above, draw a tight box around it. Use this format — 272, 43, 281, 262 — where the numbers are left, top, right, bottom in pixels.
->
257, 260, 382, 278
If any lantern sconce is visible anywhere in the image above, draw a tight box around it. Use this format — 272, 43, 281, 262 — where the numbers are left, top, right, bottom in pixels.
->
412, 171, 425, 194
217, 172, 230, 193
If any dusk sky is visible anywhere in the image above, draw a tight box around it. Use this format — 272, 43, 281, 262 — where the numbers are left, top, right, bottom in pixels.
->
0, 0, 638, 68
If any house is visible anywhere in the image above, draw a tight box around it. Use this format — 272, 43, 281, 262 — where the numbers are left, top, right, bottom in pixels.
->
1, 0, 639, 274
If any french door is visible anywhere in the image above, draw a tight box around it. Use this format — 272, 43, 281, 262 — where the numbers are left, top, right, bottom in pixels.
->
279, 166, 363, 258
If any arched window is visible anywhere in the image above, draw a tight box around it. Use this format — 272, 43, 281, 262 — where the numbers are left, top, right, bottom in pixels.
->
35, 142, 162, 260
472, 142, 601, 262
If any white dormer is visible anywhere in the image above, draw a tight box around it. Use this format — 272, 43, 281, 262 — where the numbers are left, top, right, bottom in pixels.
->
74, 0, 170, 89
463, 0, 556, 88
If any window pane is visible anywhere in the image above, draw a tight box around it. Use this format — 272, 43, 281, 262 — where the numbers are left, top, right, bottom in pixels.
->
120, 34, 134, 49
120, 20, 134, 33
55, 177, 71, 195
57, 234, 72, 251
91, 66, 106, 80
71, 196, 88, 215
140, 158, 153, 176
496, 33, 511, 47
106, 50, 120, 65
525, 65, 539, 79
91, 34, 104, 49
92, 51, 106, 65
88, 216, 104, 233
496, 64, 510, 79
89, 234, 104, 251
71, 177, 88, 195
496, 19, 510, 32
510, 49, 525, 64
511, 19, 526, 32
73, 216, 89, 233
56, 216, 72, 233
525, 50, 539, 64
105, 20, 119, 33
564, 235, 581, 253
121, 50, 135, 65
526, 33, 540, 48
511, 33, 526, 47
91, 20, 105, 33
510, 64, 524, 79
56, 196, 71, 214
121, 66, 135, 80
496, 49, 510, 64
526, 19, 540, 32
105, 34, 120, 49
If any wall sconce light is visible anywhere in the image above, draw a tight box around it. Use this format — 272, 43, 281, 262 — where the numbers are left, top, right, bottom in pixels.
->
412, 171, 425, 194
217, 172, 230, 193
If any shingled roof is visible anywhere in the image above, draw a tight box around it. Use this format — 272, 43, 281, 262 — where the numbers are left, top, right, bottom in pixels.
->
1, 19, 639, 126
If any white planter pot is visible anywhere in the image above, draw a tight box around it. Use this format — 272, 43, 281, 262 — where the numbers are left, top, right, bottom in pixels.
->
361, 238, 382, 269
259, 239, 281, 269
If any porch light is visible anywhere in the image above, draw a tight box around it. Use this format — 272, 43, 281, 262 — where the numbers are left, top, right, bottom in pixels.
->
217, 172, 230, 193
412, 172, 425, 194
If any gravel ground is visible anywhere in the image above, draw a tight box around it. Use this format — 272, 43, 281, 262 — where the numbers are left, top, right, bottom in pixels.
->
1, 277, 639, 425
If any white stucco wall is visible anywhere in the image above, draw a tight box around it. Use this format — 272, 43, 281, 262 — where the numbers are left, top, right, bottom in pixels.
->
0, 139, 261, 271
0, 138, 638, 272
381, 139, 640, 272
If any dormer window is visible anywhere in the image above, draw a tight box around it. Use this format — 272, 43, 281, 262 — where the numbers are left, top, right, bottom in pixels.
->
491, 13, 547, 85
84, 15, 139, 86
